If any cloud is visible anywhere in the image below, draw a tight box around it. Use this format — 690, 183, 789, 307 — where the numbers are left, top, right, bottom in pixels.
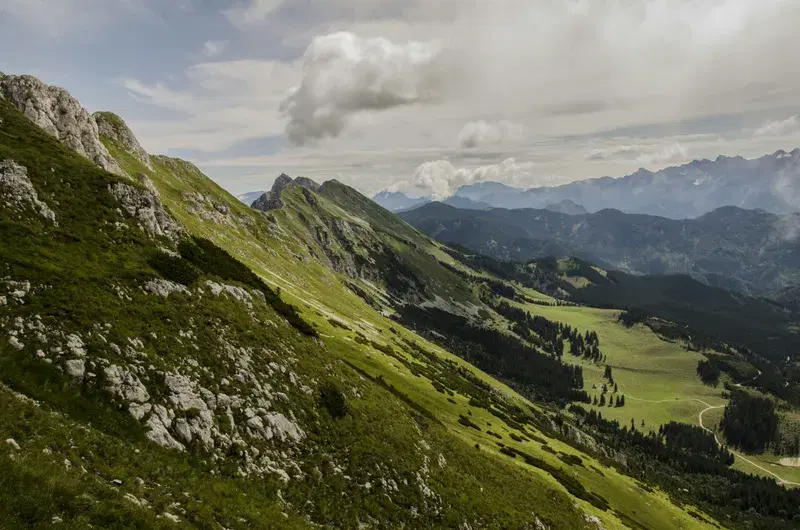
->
120, 59, 297, 152
412, 157, 534, 199
754, 115, 800, 137
279, 31, 444, 145
223, 0, 282, 29
587, 143, 689, 166
201, 40, 228, 58
458, 120, 524, 148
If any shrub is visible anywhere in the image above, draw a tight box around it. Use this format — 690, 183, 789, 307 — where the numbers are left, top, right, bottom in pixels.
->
318, 382, 349, 419
148, 252, 200, 285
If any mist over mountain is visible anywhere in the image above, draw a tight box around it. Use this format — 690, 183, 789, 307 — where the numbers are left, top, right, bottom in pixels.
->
372, 190, 430, 212
451, 150, 800, 219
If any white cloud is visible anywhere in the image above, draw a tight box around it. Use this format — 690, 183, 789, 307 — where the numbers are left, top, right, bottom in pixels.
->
412, 157, 534, 199
280, 32, 444, 145
754, 115, 800, 137
637, 143, 689, 165
201, 40, 228, 58
587, 143, 689, 166
458, 120, 524, 148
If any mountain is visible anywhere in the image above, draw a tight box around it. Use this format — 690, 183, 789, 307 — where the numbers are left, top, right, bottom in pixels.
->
455, 181, 519, 202
451, 151, 800, 218
545, 199, 588, 215
372, 190, 430, 211
3, 72, 800, 529
441, 196, 492, 210
400, 202, 800, 298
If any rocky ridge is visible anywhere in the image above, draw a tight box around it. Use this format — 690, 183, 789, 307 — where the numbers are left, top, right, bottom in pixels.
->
0, 73, 125, 177
252, 174, 320, 212
94, 111, 152, 170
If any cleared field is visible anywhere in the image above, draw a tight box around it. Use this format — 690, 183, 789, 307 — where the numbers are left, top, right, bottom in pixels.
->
519, 297, 726, 428
518, 289, 800, 489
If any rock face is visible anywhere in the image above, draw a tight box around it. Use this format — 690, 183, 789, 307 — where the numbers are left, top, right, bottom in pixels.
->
0, 73, 125, 177
109, 178, 182, 240
94, 112, 152, 170
251, 174, 320, 212
0, 160, 57, 225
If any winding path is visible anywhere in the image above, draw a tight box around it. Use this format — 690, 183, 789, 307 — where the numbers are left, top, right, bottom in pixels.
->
623, 394, 800, 486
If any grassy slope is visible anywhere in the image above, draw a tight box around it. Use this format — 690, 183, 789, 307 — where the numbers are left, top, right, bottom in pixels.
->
0, 99, 611, 529
99, 135, 725, 529
517, 286, 800, 488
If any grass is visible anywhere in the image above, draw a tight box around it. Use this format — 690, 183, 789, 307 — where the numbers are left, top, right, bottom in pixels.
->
518, 296, 725, 428
516, 286, 800, 490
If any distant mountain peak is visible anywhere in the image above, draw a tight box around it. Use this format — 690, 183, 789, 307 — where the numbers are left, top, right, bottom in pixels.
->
544, 199, 588, 215
371, 189, 430, 212
251, 174, 320, 212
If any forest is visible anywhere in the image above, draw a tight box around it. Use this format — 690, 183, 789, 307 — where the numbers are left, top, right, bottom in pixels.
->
568, 406, 800, 527
394, 305, 589, 403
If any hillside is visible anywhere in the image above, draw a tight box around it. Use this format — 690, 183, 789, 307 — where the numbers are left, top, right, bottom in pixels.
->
400, 201, 800, 298
452, 150, 800, 218
2, 73, 800, 529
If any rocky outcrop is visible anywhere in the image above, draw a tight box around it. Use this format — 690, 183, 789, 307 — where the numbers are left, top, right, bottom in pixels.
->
143, 279, 189, 297
94, 111, 152, 169
104, 365, 150, 403
0, 160, 57, 225
109, 176, 182, 240
251, 173, 320, 212
0, 73, 125, 177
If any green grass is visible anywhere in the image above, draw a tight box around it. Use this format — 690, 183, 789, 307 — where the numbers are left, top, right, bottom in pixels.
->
518, 296, 725, 428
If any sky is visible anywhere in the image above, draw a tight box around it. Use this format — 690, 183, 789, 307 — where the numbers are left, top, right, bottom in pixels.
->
1, 0, 799, 199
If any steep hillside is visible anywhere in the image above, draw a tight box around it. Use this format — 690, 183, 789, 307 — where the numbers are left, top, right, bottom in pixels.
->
452, 150, 800, 218
400, 202, 800, 298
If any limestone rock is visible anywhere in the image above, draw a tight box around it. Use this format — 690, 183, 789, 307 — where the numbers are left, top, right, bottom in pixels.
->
129, 402, 152, 421
0, 74, 124, 176
205, 281, 253, 307
164, 373, 204, 411
0, 160, 57, 225
64, 359, 85, 380
94, 112, 152, 170
104, 365, 150, 403
264, 412, 305, 443
143, 279, 189, 297
65, 333, 86, 357
145, 413, 185, 451
109, 181, 182, 240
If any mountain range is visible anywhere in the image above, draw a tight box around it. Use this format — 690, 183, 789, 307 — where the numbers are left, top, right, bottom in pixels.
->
377, 149, 800, 219
400, 201, 800, 298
